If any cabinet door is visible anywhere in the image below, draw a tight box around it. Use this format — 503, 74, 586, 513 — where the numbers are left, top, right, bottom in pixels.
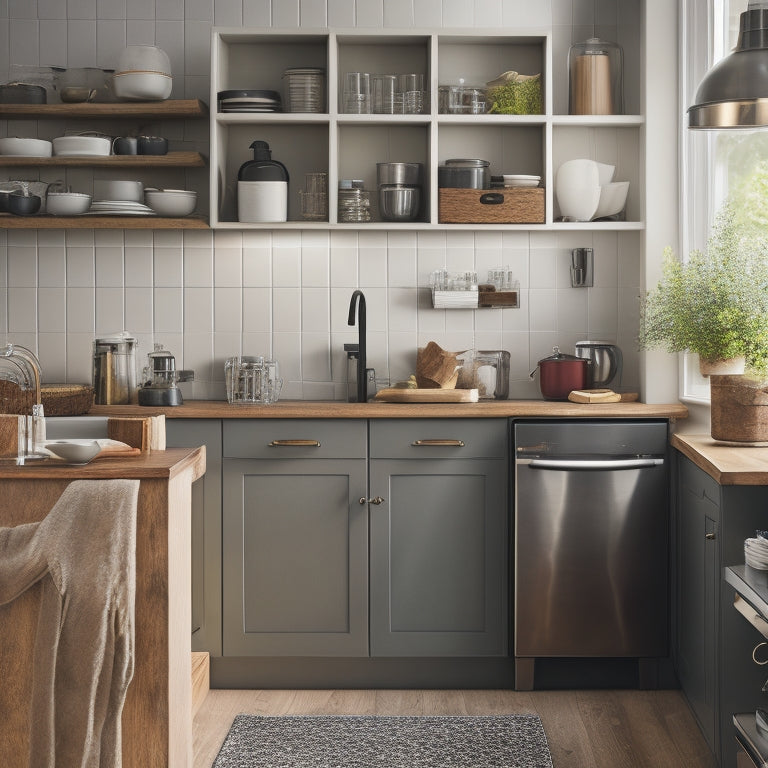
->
165, 419, 223, 656
222, 457, 368, 656
368, 457, 508, 656
676, 454, 720, 755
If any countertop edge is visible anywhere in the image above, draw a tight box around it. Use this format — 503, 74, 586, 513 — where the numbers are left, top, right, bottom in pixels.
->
88, 399, 690, 420
671, 433, 768, 485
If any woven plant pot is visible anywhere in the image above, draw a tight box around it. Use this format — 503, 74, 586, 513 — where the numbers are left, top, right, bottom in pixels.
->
710, 374, 768, 443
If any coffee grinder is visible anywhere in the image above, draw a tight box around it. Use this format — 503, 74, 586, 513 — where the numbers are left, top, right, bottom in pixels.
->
138, 343, 183, 406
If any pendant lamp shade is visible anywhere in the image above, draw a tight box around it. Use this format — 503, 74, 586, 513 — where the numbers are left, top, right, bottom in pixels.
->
688, 1, 768, 129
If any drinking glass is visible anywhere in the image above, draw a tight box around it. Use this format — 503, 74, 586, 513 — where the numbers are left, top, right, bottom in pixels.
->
372, 74, 397, 114
343, 72, 371, 114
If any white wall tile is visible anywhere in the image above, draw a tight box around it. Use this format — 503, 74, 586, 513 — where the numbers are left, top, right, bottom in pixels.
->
387, 287, 417, 332
184, 286, 213, 333
68, 19, 97, 67
154, 247, 183, 287
97, 0, 125, 19
126, 18, 155, 44
9, 19, 38, 66
243, 0, 271, 26
214, 286, 242, 333
213, 247, 242, 287
328, 0, 354, 26
272, 244, 301, 287
38, 0, 67, 18
66, 247, 95, 287
95, 247, 124, 287
529, 248, 557, 288
66, 332, 94, 382
243, 287, 271, 333
502, 0, 552, 27
125, 246, 154, 287
243, 245, 272, 287
183, 332, 214, 383
188, 0, 215, 22
302, 245, 330, 287
68, 0, 97, 19
330, 246, 358, 287
473, 0, 501, 27
556, 287, 587, 333
127, 0, 155, 18
273, 287, 301, 332
96, 287, 125, 333
37, 333, 67, 382
125, 287, 153, 333
40, 20, 68, 66
355, 0, 382, 27
442, 0, 472, 27
587, 286, 618, 333
300, 0, 327, 26
301, 287, 330, 332
38, 287, 66, 332
8, 288, 35, 333
156, 19, 185, 81
359, 245, 387, 287
38, 247, 66, 288
272, 331, 302, 389
383, 0, 413, 27
301, 332, 332, 381
273, 0, 299, 26
155, 0, 182, 20
184, 20, 210, 77
154, 286, 182, 333
7, 246, 37, 287
529, 289, 557, 332
67, 286, 95, 332
362, 286, 387, 332
185, 247, 214, 287
387, 248, 416, 288
413, 0, 440, 26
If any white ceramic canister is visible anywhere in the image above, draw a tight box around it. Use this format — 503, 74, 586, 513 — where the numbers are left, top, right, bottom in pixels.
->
237, 180, 288, 223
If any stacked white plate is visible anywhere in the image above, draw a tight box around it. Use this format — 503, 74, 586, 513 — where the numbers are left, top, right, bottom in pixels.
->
218, 89, 281, 113
745, 536, 768, 570
503, 174, 541, 188
86, 200, 155, 216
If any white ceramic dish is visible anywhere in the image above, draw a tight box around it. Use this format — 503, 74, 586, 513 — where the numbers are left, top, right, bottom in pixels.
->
46, 192, 92, 216
53, 135, 112, 157
116, 45, 171, 76
595, 162, 616, 187
593, 181, 630, 219
112, 71, 172, 101
555, 159, 601, 221
46, 439, 101, 464
503, 174, 541, 188
144, 188, 197, 217
94, 179, 144, 203
0, 138, 53, 157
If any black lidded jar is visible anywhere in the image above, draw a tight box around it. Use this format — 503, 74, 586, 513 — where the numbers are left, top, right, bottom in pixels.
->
237, 140, 289, 223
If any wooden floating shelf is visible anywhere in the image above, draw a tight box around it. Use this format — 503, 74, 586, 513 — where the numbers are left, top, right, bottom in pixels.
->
0, 151, 205, 168
0, 99, 208, 119
0, 214, 209, 229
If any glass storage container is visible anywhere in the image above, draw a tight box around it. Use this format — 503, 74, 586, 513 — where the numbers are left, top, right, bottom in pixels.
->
568, 37, 624, 115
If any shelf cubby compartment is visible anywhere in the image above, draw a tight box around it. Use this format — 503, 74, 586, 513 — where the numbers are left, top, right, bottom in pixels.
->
213, 121, 329, 226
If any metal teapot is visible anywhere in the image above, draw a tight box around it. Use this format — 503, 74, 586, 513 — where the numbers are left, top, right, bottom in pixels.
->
574, 340, 623, 388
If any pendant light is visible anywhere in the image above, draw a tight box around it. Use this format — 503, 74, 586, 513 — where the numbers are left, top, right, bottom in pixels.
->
688, 0, 768, 129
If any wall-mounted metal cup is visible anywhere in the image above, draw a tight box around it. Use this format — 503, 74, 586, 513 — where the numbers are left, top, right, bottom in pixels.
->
570, 247, 594, 287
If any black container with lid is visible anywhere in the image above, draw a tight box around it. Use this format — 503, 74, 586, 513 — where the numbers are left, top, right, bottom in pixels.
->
237, 140, 290, 223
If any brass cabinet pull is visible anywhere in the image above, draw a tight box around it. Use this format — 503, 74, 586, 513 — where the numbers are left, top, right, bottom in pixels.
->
705, 532, 716, 540
754, 642, 768, 665
411, 439, 465, 447
359, 496, 385, 505
268, 439, 321, 447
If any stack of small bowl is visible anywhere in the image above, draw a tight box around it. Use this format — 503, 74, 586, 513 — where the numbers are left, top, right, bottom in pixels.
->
376, 162, 422, 222
112, 45, 172, 101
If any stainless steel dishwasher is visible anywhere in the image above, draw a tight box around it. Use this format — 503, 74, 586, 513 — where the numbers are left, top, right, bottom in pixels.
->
513, 420, 669, 689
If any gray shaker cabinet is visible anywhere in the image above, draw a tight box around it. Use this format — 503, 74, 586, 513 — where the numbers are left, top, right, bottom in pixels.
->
368, 419, 509, 657
165, 419, 223, 655
221, 419, 368, 657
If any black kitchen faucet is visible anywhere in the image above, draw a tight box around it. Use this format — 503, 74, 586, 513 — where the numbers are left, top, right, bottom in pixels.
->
347, 290, 366, 403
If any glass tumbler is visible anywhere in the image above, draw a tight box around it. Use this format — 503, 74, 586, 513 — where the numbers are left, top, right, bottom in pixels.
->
372, 74, 397, 114
398, 73, 425, 114
343, 72, 371, 114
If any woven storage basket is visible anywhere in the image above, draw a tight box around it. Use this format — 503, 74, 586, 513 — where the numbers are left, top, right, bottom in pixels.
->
439, 187, 545, 224
0, 380, 94, 417
710, 375, 768, 443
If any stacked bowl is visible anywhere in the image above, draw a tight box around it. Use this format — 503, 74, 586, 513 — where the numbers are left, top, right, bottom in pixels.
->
112, 46, 172, 101
376, 162, 422, 222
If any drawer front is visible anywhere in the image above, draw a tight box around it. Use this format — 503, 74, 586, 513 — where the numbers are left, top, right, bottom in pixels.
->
224, 419, 367, 459
370, 419, 507, 460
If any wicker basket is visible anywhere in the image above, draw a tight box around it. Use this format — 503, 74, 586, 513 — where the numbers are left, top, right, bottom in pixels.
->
0, 380, 94, 417
710, 375, 768, 443
439, 187, 545, 224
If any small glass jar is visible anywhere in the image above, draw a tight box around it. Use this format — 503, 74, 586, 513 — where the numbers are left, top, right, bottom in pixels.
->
338, 180, 371, 223
568, 37, 624, 115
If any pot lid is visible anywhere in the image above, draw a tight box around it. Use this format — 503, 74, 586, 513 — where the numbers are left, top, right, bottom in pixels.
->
538, 345, 584, 363
443, 158, 490, 167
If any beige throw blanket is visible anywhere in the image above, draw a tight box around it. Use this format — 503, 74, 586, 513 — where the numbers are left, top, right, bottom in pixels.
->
0, 479, 140, 768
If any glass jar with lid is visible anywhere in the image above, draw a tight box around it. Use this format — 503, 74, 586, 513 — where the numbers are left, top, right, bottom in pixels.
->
338, 179, 371, 223
568, 38, 623, 115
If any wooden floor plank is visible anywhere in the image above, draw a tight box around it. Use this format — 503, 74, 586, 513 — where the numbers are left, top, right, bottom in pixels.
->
192, 688, 715, 768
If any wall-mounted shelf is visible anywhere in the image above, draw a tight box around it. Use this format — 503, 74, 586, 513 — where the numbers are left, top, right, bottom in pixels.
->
0, 99, 208, 119
0, 213, 208, 229
0, 151, 205, 168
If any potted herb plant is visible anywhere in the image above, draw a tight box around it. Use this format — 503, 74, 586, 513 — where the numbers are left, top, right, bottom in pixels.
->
639, 200, 768, 442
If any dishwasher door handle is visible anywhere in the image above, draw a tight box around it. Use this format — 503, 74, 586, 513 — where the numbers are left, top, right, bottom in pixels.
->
519, 457, 665, 470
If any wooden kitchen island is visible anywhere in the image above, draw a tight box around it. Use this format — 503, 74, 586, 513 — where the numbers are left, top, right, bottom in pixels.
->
0, 446, 206, 768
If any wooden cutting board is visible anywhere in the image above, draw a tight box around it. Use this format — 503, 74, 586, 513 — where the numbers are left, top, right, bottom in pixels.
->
375, 388, 479, 403
568, 389, 639, 403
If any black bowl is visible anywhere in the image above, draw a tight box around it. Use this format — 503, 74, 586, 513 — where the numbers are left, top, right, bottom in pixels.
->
8, 191, 41, 215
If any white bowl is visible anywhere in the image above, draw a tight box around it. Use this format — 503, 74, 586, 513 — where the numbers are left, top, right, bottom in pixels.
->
46, 192, 92, 216
53, 135, 112, 157
94, 179, 144, 203
46, 440, 101, 464
116, 45, 171, 76
112, 71, 172, 101
593, 181, 630, 219
144, 189, 197, 217
0, 138, 53, 157
555, 159, 600, 221
595, 162, 616, 187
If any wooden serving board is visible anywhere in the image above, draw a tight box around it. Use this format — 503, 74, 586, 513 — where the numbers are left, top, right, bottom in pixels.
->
375, 388, 479, 403
568, 389, 639, 403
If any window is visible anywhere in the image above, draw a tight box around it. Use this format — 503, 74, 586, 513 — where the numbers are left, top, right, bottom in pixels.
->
680, 0, 768, 401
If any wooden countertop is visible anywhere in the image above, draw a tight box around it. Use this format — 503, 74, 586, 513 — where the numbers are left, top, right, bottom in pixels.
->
89, 399, 689, 420
0, 446, 205, 481
671, 433, 768, 485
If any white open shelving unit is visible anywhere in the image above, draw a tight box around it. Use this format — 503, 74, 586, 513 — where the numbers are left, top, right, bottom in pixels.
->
210, 27, 644, 231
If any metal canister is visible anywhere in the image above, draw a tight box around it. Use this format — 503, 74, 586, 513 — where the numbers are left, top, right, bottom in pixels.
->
437, 158, 490, 189
92, 332, 138, 405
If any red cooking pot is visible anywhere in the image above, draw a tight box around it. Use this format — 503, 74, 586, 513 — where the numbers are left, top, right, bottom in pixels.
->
530, 346, 589, 400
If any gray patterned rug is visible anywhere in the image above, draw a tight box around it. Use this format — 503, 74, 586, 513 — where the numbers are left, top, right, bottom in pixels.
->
212, 714, 553, 768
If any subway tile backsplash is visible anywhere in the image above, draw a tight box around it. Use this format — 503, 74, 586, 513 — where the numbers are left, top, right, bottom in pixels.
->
0, 0, 641, 400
